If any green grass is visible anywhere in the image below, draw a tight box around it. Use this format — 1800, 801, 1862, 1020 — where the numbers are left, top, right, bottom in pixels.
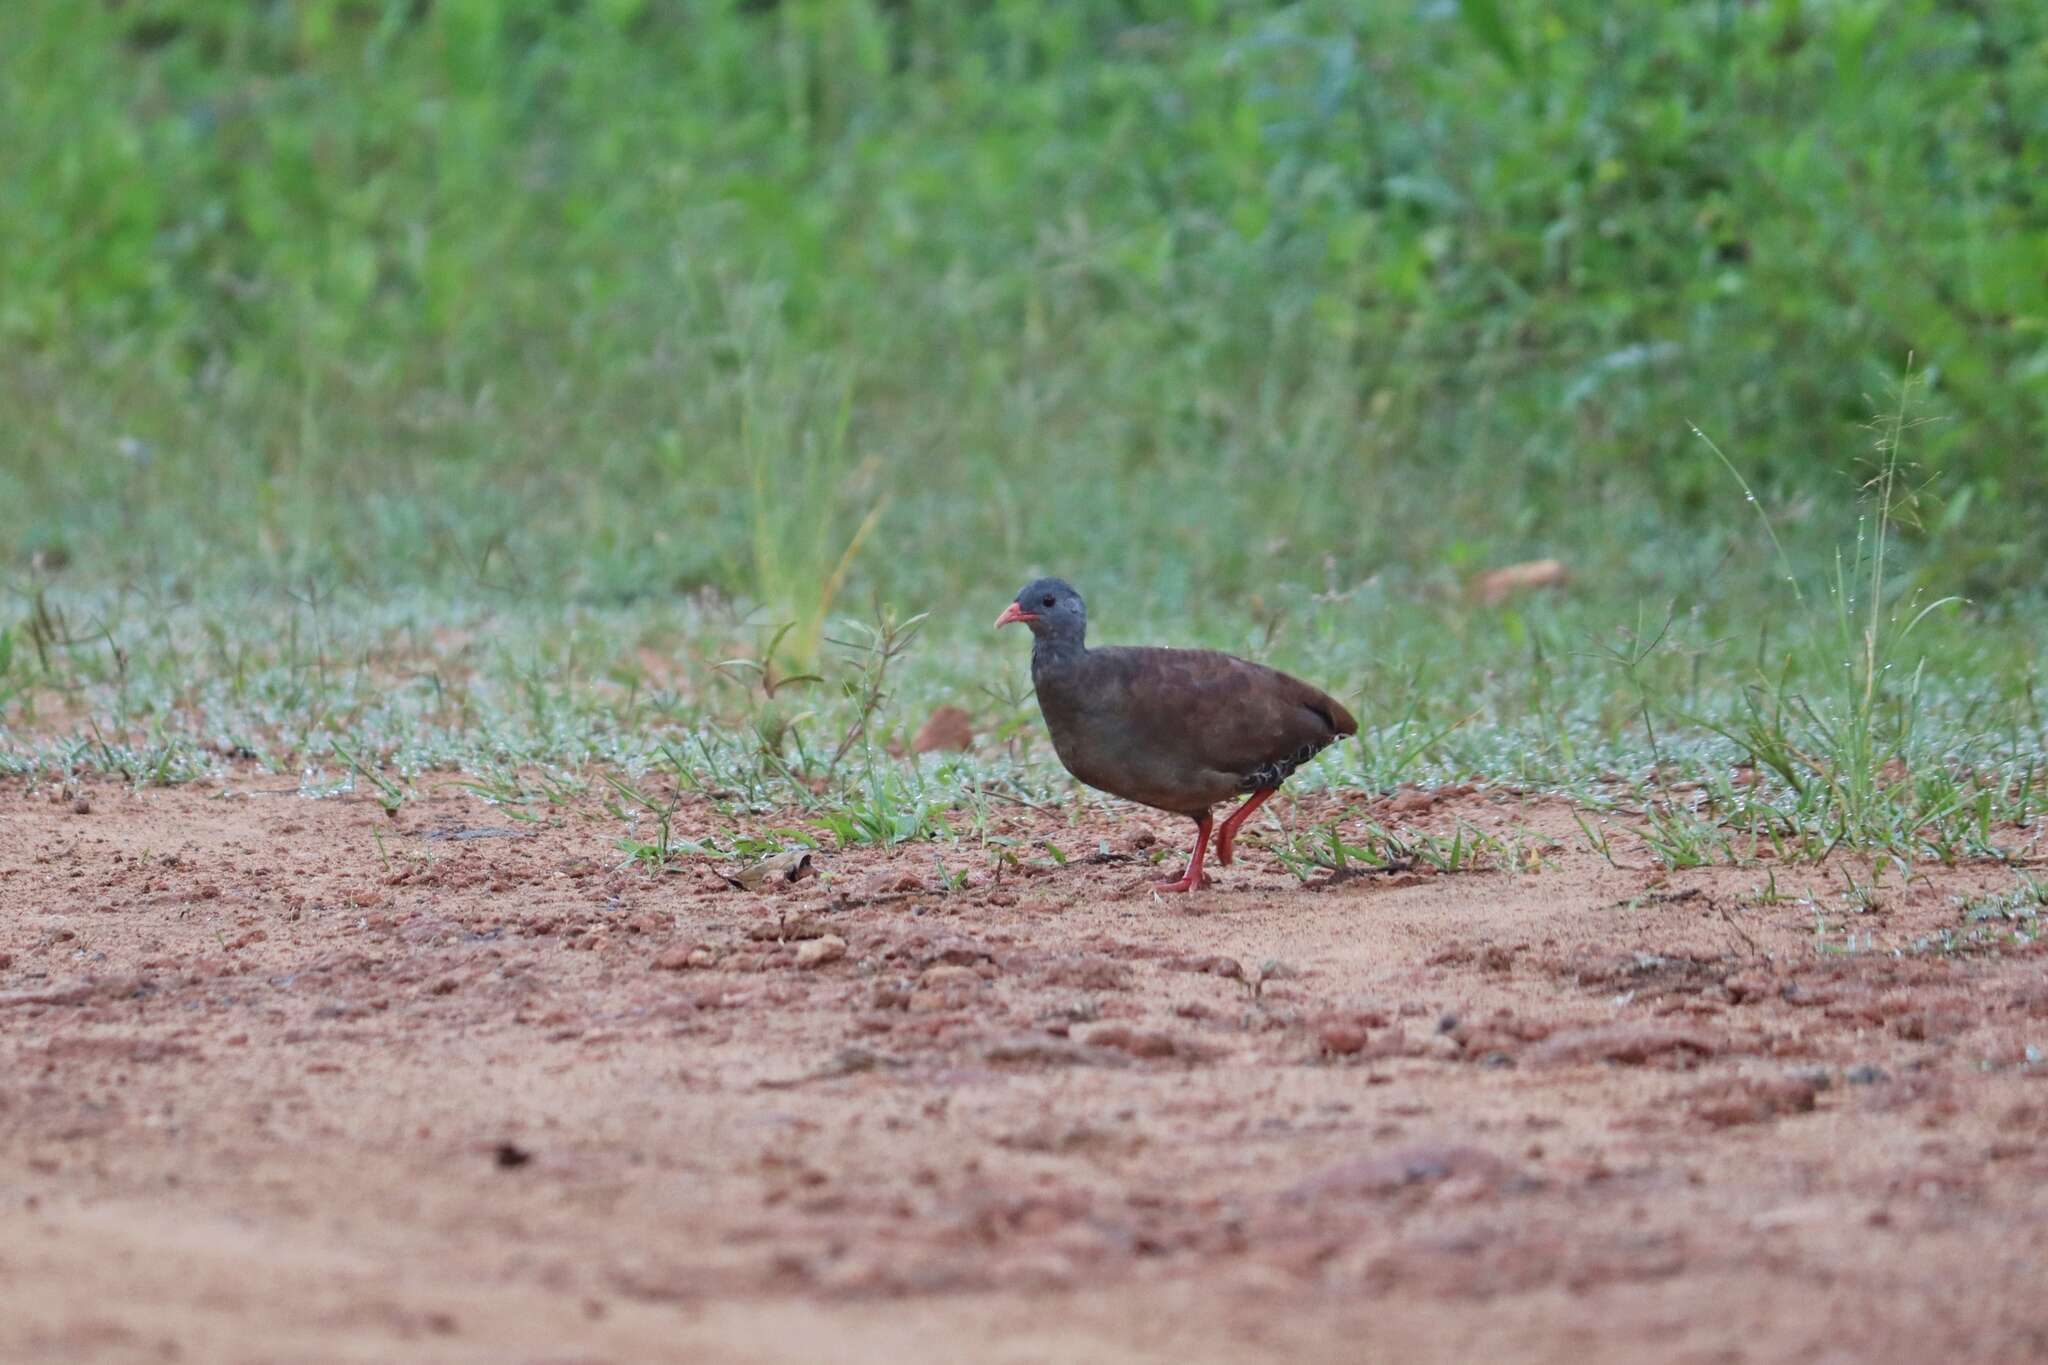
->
3, 1, 2045, 873
3, 491, 2037, 876
8, 1, 2047, 601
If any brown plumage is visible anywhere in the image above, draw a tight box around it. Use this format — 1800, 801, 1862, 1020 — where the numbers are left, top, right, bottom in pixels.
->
997, 578, 1357, 892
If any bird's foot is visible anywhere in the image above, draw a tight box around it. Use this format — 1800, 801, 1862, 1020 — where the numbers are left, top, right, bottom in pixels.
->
1214, 834, 1235, 866
1151, 869, 1215, 893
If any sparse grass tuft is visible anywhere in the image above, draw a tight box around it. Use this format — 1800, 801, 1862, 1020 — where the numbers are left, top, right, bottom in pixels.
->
1613, 371, 2037, 869
1907, 876, 2047, 957
1270, 810, 1525, 881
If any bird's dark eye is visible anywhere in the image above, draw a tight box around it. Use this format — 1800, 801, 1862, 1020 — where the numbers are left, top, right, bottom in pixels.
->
1041, 595, 1056, 608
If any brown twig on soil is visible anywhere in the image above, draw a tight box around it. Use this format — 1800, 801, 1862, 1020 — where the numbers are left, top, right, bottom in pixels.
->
755, 1046, 907, 1090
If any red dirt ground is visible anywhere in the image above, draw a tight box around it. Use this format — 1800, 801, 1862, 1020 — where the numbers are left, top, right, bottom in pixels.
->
4, 773, 2047, 1363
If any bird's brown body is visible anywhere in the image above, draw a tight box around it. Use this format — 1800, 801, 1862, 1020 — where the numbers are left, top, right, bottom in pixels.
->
1032, 645, 1355, 816
999, 578, 1358, 892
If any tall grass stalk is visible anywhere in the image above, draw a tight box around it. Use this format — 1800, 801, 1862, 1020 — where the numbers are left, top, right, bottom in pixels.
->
1822, 369, 1960, 835
734, 342, 886, 668
1699, 367, 1965, 852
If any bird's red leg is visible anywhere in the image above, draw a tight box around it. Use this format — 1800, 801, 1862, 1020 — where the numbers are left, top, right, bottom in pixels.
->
1215, 788, 1277, 867
1153, 813, 1214, 893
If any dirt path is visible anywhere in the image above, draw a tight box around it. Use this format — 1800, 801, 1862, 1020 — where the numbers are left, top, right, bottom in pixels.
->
4, 775, 2046, 1363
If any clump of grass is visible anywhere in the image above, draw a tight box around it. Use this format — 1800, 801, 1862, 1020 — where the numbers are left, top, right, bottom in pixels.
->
727, 335, 891, 670
1908, 876, 2046, 957
820, 606, 928, 779
332, 738, 409, 817
1271, 812, 1517, 880
1670, 369, 2022, 864
810, 780, 949, 849
602, 766, 687, 873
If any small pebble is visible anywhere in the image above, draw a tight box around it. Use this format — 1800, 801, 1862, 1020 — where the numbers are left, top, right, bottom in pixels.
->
1318, 1022, 1369, 1056
796, 935, 847, 969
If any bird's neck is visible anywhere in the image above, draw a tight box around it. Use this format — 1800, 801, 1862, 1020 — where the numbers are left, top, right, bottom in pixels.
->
1031, 630, 1086, 677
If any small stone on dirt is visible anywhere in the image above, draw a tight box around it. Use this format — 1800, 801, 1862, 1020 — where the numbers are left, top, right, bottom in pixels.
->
1318, 1020, 1371, 1056
653, 944, 713, 971
1527, 1023, 1720, 1068
1166, 954, 1243, 980
1286, 1144, 1510, 1201
1322, 1025, 1372, 1057
796, 935, 847, 969
1085, 1024, 1201, 1060
856, 870, 924, 897
1040, 956, 1132, 990
1687, 1073, 1824, 1128
750, 916, 829, 942
984, 1035, 1119, 1067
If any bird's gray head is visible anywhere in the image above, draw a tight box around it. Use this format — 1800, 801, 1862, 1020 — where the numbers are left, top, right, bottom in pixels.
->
995, 577, 1087, 648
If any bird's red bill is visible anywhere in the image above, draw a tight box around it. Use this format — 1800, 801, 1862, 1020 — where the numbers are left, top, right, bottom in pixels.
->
995, 603, 1038, 629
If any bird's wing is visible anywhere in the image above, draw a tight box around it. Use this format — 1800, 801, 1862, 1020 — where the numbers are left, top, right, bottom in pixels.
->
1083, 647, 1355, 781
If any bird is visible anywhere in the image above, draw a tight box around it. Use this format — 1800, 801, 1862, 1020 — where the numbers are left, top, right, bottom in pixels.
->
996, 577, 1357, 892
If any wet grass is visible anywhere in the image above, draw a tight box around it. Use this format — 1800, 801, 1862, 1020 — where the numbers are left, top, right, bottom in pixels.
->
4, 3, 2044, 877
3, 490, 2041, 879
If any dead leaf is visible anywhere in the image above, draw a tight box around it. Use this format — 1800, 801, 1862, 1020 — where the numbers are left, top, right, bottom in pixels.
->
912, 704, 976, 754
1471, 558, 1568, 606
720, 849, 817, 891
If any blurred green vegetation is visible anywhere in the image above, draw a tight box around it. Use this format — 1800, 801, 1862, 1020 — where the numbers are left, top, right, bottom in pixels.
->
5, 0, 2045, 620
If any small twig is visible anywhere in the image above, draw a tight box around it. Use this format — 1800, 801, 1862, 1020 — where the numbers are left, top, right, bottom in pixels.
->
1715, 898, 1765, 957
756, 1046, 906, 1090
